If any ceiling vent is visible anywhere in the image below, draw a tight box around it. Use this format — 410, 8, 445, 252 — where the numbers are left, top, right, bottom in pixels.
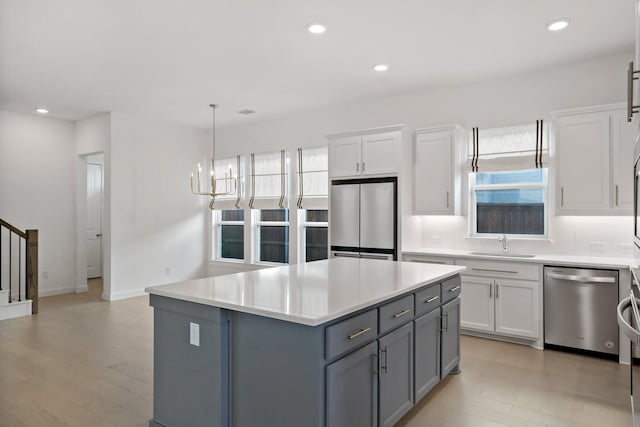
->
237, 109, 256, 115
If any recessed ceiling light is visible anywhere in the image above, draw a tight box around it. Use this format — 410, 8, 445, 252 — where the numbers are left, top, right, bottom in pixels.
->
308, 24, 326, 34
547, 18, 570, 32
374, 64, 389, 72
35, 108, 49, 114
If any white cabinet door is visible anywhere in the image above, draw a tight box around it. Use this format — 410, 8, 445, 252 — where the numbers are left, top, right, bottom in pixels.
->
612, 109, 636, 211
460, 276, 494, 332
329, 136, 361, 178
413, 132, 453, 214
361, 133, 399, 176
556, 113, 611, 213
494, 279, 539, 339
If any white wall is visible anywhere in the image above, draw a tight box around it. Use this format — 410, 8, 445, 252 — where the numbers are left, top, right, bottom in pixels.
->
0, 110, 77, 295
217, 52, 635, 257
108, 112, 209, 300
75, 113, 111, 296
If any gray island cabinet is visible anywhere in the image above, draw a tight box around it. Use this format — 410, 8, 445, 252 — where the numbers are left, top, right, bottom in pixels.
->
146, 258, 465, 427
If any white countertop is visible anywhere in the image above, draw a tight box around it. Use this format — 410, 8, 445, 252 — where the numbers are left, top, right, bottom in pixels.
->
403, 248, 635, 269
145, 258, 466, 326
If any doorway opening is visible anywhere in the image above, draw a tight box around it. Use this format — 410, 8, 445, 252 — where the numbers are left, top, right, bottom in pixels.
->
86, 153, 104, 297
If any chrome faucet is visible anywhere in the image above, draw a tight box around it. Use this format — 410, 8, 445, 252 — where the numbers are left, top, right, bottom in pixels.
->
498, 234, 508, 253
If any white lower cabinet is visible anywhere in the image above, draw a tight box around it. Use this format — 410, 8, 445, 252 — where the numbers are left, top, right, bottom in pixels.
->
460, 276, 494, 332
458, 259, 541, 340
494, 279, 539, 339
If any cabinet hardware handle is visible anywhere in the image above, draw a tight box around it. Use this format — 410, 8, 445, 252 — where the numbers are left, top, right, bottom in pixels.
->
356, 163, 359, 172
347, 327, 371, 340
616, 184, 619, 206
561, 186, 564, 207
372, 353, 379, 375
489, 283, 493, 298
448, 285, 461, 293
362, 162, 365, 172
411, 259, 446, 264
443, 312, 449, 332
393, 309, 412, 318
425, 296, 439, 303
96, 233, 102, 237
446, 191, 450, 208
496, 283, 499, 299
380, 348, 388, 373
628, 62, 640, 122
471, 268, 518, 274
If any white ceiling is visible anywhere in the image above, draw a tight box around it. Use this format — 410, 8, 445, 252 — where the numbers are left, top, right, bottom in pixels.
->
0, 0, 634, 128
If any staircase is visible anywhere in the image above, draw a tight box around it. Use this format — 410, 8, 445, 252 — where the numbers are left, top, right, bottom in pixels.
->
0, 219, 38, 321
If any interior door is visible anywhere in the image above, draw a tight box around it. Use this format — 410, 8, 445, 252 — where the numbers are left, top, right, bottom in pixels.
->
87, 163, 103, 278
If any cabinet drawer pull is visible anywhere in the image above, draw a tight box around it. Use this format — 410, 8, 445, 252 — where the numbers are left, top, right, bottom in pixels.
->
448, 285, 461, 293
471, 268, 518, 274
425, 296, 439, 303
393, 309, 412, 318
628, 61, 640, 122
616, 184, 619, 206
347, 327, 371, 340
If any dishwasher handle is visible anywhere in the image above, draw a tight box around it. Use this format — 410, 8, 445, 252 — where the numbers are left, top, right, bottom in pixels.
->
546, 272, 616, 284
617, 295, 640, 344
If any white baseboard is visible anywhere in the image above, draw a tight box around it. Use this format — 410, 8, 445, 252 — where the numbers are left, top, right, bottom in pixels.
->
75, 284, 89, 293
104, 288, 147, 301
40, 286, 78, 297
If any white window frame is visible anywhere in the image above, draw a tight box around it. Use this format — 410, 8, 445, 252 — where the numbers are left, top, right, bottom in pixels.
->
213, 210, 245, 262
253, 208, 290, 265
298, 209, 329, 263
469, 168, 549, 239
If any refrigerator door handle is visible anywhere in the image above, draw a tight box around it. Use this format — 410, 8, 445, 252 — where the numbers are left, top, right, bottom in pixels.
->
360, 253, 393, 260
333, 252, 361, 258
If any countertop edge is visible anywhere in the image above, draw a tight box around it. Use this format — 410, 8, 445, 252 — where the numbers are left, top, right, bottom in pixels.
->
146, 265, 467, 327
402, 249, 634, 269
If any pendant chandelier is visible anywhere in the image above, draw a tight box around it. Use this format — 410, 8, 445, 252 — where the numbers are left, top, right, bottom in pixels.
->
190, 104, 237, 209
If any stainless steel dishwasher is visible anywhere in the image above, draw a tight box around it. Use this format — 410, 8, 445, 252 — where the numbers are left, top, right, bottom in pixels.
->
544, 266, 619, 356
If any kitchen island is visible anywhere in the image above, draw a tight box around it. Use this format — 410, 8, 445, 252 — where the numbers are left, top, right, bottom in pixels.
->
145, 258, 466, 427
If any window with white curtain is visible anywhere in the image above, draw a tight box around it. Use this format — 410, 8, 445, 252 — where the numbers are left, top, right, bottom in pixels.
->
250, 150, 290, 263
468, 123, 548, 237
296, 146, 329, 262
211, 156, 245, 260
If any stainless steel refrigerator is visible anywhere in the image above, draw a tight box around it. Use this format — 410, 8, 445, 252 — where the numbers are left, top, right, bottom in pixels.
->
330, 177, 397, 260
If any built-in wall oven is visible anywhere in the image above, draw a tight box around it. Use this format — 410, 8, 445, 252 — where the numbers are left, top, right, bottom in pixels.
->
618, 130, 640, 426
618, 270, 640, 427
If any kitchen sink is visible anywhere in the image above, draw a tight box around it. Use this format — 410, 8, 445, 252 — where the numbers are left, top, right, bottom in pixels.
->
469, 251, 536, 258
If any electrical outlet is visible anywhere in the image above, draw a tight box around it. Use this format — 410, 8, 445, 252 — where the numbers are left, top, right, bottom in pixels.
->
190, 322, 200, 347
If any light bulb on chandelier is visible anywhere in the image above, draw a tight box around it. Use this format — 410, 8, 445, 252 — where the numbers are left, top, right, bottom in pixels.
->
190, 104, 237, 209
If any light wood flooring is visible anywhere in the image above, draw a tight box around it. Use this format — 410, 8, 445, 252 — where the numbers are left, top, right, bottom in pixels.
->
0, 280, 631, 427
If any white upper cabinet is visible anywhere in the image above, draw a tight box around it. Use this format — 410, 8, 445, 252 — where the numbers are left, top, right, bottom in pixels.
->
553, 104, 634, 215
329, 136, 362, 177
328, 127, 401, 178
612, 109, 636, 210
412, 125, 464, 215
361, 132, 399, 176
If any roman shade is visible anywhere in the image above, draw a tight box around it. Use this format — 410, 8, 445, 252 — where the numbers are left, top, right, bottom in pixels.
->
210, 155, 243, 210
467, 122, 548, 172
296, 146, 328, 209
249, 150, 289, 209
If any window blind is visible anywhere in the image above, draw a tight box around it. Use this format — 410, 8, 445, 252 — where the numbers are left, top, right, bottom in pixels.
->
211, 155, 243, 210
296, 146, 328, 209
467, 122, 548, 172
249, 150, 289, 209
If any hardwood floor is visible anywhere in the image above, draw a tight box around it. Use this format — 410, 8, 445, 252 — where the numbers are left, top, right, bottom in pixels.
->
0, 282, 631, 426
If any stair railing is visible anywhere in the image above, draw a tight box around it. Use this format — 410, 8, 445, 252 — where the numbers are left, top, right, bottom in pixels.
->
0, 219, 38, 314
